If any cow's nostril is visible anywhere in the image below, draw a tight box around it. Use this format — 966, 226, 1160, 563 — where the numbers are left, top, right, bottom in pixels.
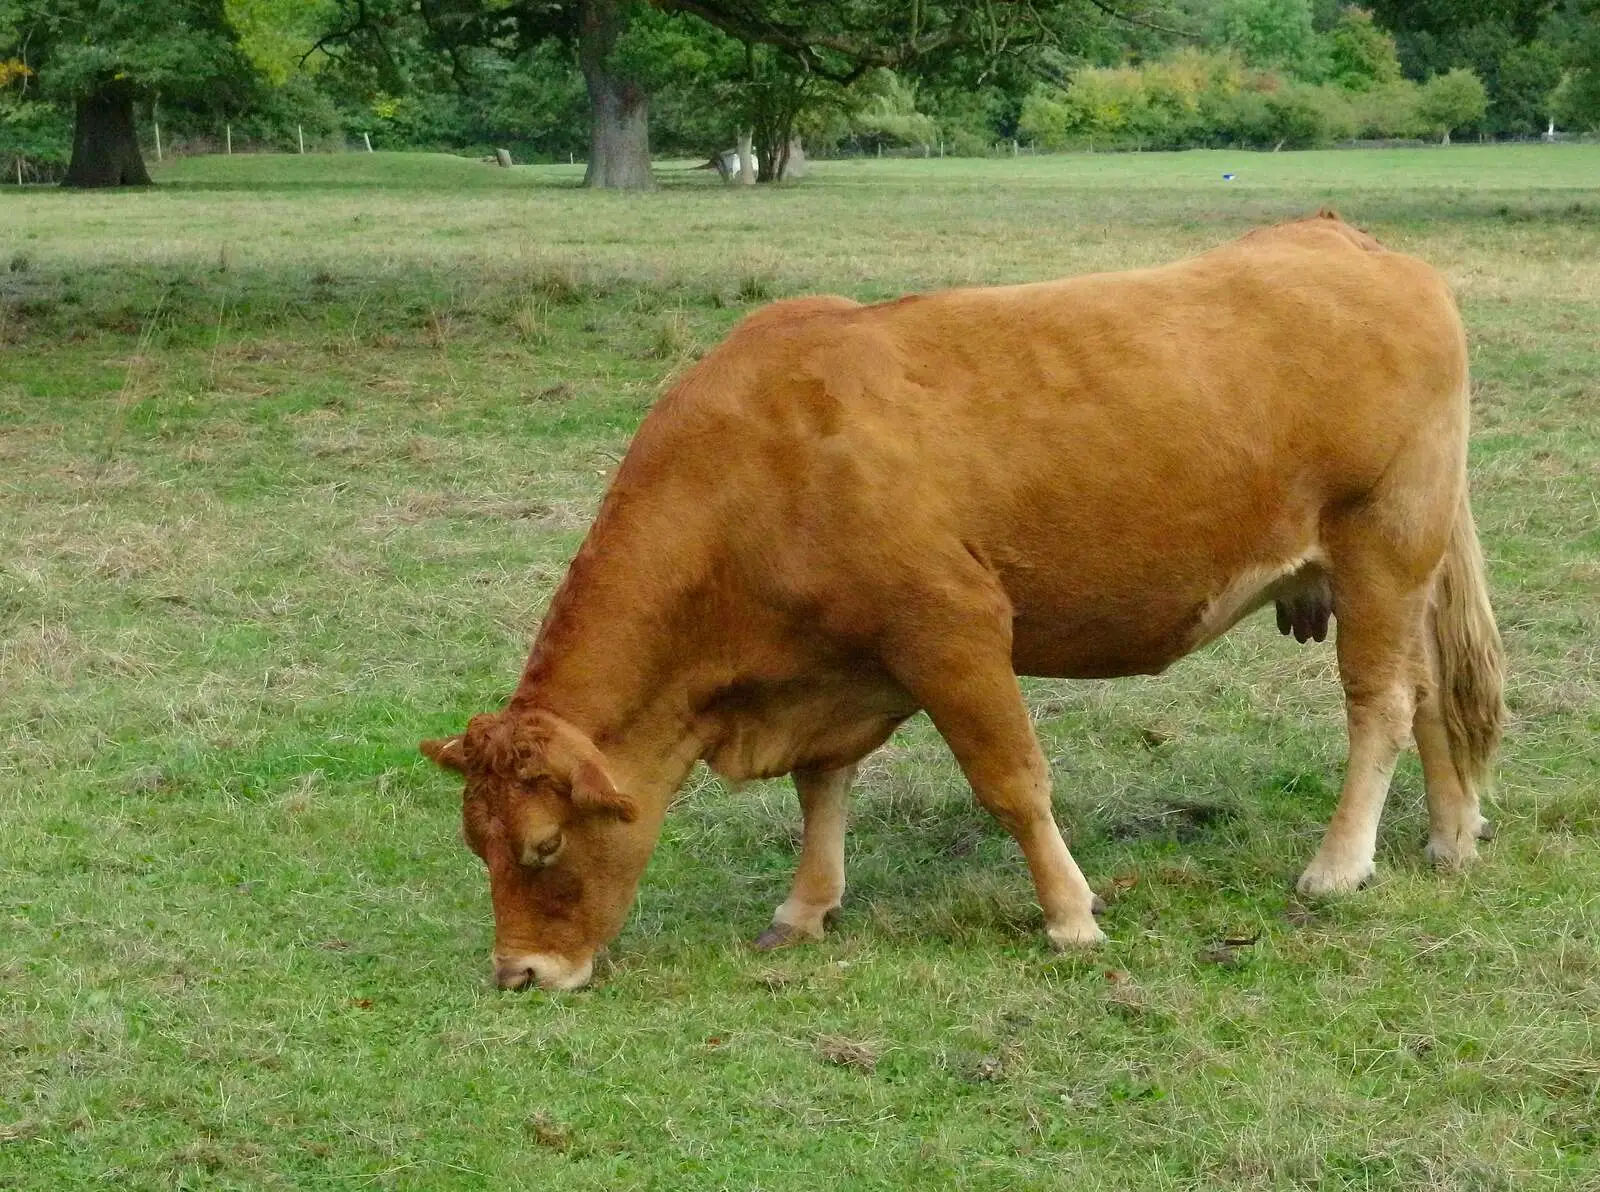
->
494, 963, 535, 991
492, 951, 595, 991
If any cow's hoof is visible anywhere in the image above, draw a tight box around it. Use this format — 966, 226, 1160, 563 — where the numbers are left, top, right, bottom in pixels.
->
1091, 894, 1107, 917
1295, 858, 1376, 897
1425, 833, 1483, 869
1047, 920, 1108, 949
1425, 815, 1492, 869
752, 920, 824, 951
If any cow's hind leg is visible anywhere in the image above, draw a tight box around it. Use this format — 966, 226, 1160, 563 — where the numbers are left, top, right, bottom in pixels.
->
1297, 557, 1432, 896
755, 764, 856, 950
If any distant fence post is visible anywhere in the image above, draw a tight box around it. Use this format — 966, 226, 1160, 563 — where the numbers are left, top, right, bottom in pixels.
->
363, 132, 373, 153
298, 125, 305, 154
226, 124, 232, 155
154, 121, 163, 162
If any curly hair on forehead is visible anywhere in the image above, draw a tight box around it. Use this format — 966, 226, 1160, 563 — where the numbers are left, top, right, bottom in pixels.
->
457, 710, 641, 823
461, 712, 550, 780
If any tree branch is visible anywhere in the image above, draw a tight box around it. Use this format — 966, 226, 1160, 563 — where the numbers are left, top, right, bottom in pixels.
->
659, 0, 971, 73
1080, 0, 1197, 39
299, 0, 399, 74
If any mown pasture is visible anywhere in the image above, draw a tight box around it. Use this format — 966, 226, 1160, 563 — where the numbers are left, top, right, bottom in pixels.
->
2, 145, 1597, 1189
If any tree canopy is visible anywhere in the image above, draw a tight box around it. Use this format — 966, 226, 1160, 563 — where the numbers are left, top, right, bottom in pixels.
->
3, 0, 1598, 188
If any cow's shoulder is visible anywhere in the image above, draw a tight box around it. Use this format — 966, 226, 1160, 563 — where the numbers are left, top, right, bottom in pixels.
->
1228, 208, 1387, 256
1206, 209, 1453, 318
727, 294, 863, 340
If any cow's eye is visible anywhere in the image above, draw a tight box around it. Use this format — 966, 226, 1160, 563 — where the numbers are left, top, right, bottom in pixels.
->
521, 831, 564, 868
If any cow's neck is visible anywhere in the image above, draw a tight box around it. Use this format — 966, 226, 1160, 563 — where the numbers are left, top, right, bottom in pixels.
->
505, 486, 710, 809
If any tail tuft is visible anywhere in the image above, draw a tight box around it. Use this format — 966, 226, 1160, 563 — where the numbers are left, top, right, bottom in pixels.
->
1431, 495, 1506, 800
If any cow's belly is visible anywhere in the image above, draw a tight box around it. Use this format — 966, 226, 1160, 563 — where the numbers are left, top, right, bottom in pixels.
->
1009, 553, 1330, 679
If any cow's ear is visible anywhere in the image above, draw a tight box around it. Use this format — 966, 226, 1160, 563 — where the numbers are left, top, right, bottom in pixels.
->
570, 759, 639, 823
420, 735, 468, 774
517, 710, 639, 821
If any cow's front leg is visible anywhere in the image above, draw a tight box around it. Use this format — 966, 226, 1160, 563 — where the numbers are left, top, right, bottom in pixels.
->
885, 587, 1105, 949
932, 685, 1106, 949
754, 765, 855, 950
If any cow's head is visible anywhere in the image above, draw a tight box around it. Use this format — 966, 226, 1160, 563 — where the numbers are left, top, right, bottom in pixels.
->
421, 710, 650, 991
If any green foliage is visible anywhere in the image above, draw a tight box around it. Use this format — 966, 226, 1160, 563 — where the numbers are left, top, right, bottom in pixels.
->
1207, 81, 1344, 147
1212, 0, 1328, 78
1417, 66, 1490, 139
1341, 77, 1427, 136
1371, 4, 1587, 135
918, 84, 1021, 153
1551, 1, 1600, 131
1493, 40, 1563, 131
846, 69, 938, 149
466, 45, 590, 159
1017, 46, 1431, 151
0, 91, 72, 167
1325, 6, 1403, 89
3, 0, 253, 104
226, 0, 339, 86
1553, 67, 1600, 131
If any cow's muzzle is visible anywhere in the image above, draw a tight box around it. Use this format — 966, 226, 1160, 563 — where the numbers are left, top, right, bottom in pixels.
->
493, 951, 594, 992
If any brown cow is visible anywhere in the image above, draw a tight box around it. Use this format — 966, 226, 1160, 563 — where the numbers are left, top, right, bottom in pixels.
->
422, 212, 1505, 991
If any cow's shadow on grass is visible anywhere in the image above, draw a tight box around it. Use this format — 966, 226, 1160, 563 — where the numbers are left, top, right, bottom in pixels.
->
633, 739, 1435, 958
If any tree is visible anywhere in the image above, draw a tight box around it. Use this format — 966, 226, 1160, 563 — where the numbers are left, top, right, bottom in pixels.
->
1416, 65, 1488, 140
1, 0, 254, 187
305, 1, 1202, 186
1325, 6, 1402, 89
304, 1, 656, 188
578, 0, 654, 187
1549, 0, 1600, 130
660, 1, 1159, 176
847, 68, 937, 152
1493, 39, 1563, 132
1211, 0, 1326, 77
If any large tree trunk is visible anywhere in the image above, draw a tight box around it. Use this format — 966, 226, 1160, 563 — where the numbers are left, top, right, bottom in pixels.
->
736, 130, 756, 185
580, 0, 653, 191
63, 83, 152, 189
753, 115, 794, 183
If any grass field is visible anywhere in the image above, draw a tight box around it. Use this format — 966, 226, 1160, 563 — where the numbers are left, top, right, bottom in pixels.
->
2, 145, 1598, 1189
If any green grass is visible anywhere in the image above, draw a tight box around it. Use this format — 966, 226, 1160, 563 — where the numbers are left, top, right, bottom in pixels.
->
2, 145, 1598, 1190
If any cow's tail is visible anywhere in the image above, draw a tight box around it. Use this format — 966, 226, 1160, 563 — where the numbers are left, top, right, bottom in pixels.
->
1429, 491, 1506, 803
